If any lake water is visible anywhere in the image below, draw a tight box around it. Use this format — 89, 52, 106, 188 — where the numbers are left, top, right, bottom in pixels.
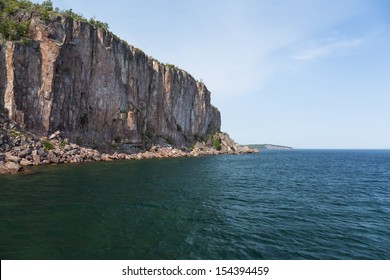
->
1, 150, 389, 259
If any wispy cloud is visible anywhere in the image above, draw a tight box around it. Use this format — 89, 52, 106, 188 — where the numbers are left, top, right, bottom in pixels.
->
92, 0, 370, 97
293, 37, 365, 61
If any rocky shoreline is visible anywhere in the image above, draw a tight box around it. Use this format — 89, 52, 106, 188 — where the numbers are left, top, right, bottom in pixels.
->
0, 117, 258, 174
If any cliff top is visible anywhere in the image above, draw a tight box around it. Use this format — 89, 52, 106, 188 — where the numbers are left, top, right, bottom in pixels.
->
1, 0, 110, 40
1, 0, 221, 148
0, 0, 193, 77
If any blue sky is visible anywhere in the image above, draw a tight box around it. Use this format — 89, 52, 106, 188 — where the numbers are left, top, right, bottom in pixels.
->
40, 0, 389, 148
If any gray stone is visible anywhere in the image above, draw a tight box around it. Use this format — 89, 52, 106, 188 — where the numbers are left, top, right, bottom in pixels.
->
47, 151, 59, 164
38, 149, 47, 157
18, 147, 31, 158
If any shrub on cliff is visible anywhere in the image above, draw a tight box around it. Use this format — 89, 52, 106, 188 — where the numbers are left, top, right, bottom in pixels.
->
41, 0, 52, 11
0, 16, 29, 40
0, 0, 37, 14
89, 17, 109, 31
61, 8, 85, 21
165, 63, 179, 71
0, 0, 35, 40
41, 139, 54, 150
213, 138, 222, 151
0, 0, 110, 41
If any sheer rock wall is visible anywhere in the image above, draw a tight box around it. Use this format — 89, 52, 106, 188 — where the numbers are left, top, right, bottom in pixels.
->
0, 15, 221, 148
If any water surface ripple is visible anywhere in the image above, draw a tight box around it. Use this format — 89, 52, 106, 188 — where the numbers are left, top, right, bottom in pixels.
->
1, 150, 389, 259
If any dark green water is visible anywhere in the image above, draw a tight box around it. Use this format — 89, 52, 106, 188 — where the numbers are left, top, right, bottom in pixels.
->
1, 150, 390, 259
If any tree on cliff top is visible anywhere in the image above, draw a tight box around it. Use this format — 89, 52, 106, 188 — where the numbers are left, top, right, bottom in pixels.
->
0, 0, 109, 41
0, 0, 32, 40
41, 0, 53, 11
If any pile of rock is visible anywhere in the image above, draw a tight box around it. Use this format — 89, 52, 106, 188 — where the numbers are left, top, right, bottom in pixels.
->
99, 146, 189, 161
1, 118, 258, 174
188, 133, 258, 157
0, 128, 104, 174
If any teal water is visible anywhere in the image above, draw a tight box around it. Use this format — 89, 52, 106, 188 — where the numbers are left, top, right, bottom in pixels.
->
1, 150, 390, 259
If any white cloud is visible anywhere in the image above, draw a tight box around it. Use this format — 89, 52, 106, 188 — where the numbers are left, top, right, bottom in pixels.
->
293, 37, 365, 61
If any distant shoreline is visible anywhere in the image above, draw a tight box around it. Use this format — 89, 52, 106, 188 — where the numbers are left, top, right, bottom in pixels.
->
248, 144, 293, 150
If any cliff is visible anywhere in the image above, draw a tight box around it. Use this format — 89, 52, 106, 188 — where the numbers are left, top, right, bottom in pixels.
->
0, 2, 258, 174
0, 10, 221, 149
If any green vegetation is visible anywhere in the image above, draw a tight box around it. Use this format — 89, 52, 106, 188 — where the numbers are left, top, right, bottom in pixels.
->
0, 0, 31, 40
0, 0, 110, 41
1, 0, 183, 74
113, 136, 121, 143
149, 56, 160, 64
89, 17, 109, 31
7, 130, 21, 137
39, 0, 52, 20
61, 8, 84, 21
0, 18, 29, 41
165, 63, 179, 71
41, 139, 54, 150
213, 138, 222, 151
40, 0, 52, 11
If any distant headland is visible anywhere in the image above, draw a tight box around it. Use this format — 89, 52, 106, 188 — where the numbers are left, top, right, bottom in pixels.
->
249, 144, 293, 150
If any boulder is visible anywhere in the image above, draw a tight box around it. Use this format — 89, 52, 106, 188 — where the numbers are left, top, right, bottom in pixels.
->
20, 159, 33, 166
0, 161, 23, 174
101, 154, 113, 161
47, 151, 59, 164
48, 130, 61, 140
18, 147, 31, 158
5, 153, 21, 163
38, 149, 47, 157
32, 154, 41, 165
63, 144, 72, 151
70, 144, 79, 150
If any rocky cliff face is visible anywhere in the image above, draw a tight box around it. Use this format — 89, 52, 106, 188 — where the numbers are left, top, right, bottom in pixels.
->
0, 13, 221, 148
